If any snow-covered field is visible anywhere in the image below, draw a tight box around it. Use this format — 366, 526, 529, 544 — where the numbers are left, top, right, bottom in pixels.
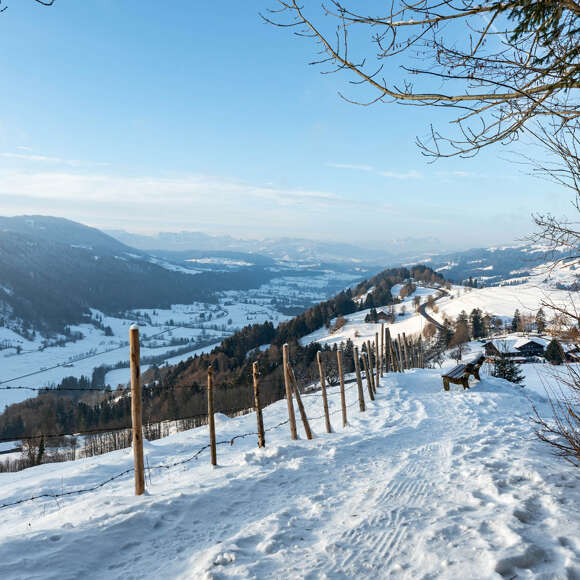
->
0, 271, 356, 410
303, 279, 580, 360
302, 284, 443, 351
0, 368, 578, 579
434, 283, 580, 324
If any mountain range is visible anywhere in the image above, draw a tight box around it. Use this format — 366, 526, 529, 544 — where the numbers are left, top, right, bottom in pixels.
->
107, 229, 444, 266
1, 215, 574, 335
0, 216, 274, 333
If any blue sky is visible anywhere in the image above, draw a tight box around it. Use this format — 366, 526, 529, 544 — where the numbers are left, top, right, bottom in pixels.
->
0, 0, 573, 251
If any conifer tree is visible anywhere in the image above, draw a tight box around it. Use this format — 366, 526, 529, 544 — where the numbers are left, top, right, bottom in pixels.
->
536, 308, 547, 334
492, 357, 524, 385
511, 309, 522, 333
470, 308, 484, 339
545, 339, 564, 365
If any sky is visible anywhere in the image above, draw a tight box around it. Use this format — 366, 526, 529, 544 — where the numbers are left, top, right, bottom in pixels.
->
0, 0, 574, 251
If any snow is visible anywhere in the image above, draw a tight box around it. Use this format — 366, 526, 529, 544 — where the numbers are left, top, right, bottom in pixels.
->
434, 284, 580, 323
302, 285, 440, 350
0, 271, 356, 410
435, 261, 457, 272
186, 257, 254, 267
0, 369, 578, 578
148, 257, 202, 275
486, 336, 550, 352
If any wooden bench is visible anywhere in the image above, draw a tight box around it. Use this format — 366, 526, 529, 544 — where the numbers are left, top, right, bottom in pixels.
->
442, 364, 468, 390
442, 355, 485, 391
465, 355, 485, 381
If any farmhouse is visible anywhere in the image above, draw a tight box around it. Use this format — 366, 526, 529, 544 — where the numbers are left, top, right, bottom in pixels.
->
561, 343, 580, 363
484, 337, 547, 362
376, 310, 395, 323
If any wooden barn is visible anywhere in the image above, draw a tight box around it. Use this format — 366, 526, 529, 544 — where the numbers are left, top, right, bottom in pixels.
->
484, 337, 547, 362
376, 311, 395, 323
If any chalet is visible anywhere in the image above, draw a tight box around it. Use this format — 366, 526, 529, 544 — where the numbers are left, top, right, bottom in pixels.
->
376, 311, 395, 323
561, 343, 580, 363
484, 337, 547, 362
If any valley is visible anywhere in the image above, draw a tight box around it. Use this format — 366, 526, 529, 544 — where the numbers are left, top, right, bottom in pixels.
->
0, 269, 360, 409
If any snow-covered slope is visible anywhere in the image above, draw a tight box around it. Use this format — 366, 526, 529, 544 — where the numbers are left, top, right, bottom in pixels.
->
427, 242, 579, 286
0, 370, 578, 579
302, 285, 441, 351
435, 283, 579, 323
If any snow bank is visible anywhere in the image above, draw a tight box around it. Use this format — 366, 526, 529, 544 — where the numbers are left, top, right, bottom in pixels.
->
0, 369, 578, 579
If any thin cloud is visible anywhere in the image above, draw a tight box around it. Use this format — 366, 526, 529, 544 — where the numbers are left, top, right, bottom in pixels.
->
326, 162, 373, 172
0, 169, 402, 239
327, 161, 423, 180
435, 170, 477, 178
0, 151, 110, 168
376, 170, 423, 180
0, 169, 348, 208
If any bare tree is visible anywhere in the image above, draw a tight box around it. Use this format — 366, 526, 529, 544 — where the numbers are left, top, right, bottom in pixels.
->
265, 1, 579, 159
423, 322, 437, 341
412, 295, 421, 312
532, 365, 580, 466
1, 0, 54, 12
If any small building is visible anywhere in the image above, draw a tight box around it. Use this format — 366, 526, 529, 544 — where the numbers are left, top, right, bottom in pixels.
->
376, 311, 395, 323
484, 337, 547, 362
560, 342, 580, 363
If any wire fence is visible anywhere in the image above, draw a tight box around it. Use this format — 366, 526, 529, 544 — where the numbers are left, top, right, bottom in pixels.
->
0, 317, 420, 513
0, 373, 366, 511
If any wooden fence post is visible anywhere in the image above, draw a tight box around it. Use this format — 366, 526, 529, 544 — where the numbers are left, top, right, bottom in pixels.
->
385, 328, 393, 373
207, 364, 217, 466
398, 336, 407, 370
362, 349, 375, 401
380, 323, 384, 377
405, 334, 411, 368
402, 334, 409, 370
366, 341, 376, 393
282, 343, 298, 440
353, 346, 366, 412
337, 349, 347, 428
288, 364, 313, 439
252, 362, 265, 448
400, 337, 407, 371
394, 338, 402, 372
375, 332, 380, 388
129, 324, 145, 496
316, 351, 332, 433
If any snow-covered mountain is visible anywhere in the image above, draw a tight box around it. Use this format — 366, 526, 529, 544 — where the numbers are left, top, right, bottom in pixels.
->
426, 243, 579, 287
0, 216, 364, 335
108, 228, 445, 266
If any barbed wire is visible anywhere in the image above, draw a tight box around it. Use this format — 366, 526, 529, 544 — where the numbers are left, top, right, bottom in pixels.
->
0, 366, 374, 510
0, 466, 136, 510
0, 376, 361, 443
0, 405, 255, 443
0, 409, 296, 510
0, 389, 361, 509
0, 369, 285, 392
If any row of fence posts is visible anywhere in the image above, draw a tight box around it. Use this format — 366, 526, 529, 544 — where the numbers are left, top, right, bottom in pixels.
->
127, 322, 427, 496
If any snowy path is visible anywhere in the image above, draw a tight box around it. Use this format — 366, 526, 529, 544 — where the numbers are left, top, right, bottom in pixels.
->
0, 371, 578, 579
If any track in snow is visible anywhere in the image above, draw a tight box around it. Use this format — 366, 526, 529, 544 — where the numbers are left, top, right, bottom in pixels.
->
0, 371, 578, 579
